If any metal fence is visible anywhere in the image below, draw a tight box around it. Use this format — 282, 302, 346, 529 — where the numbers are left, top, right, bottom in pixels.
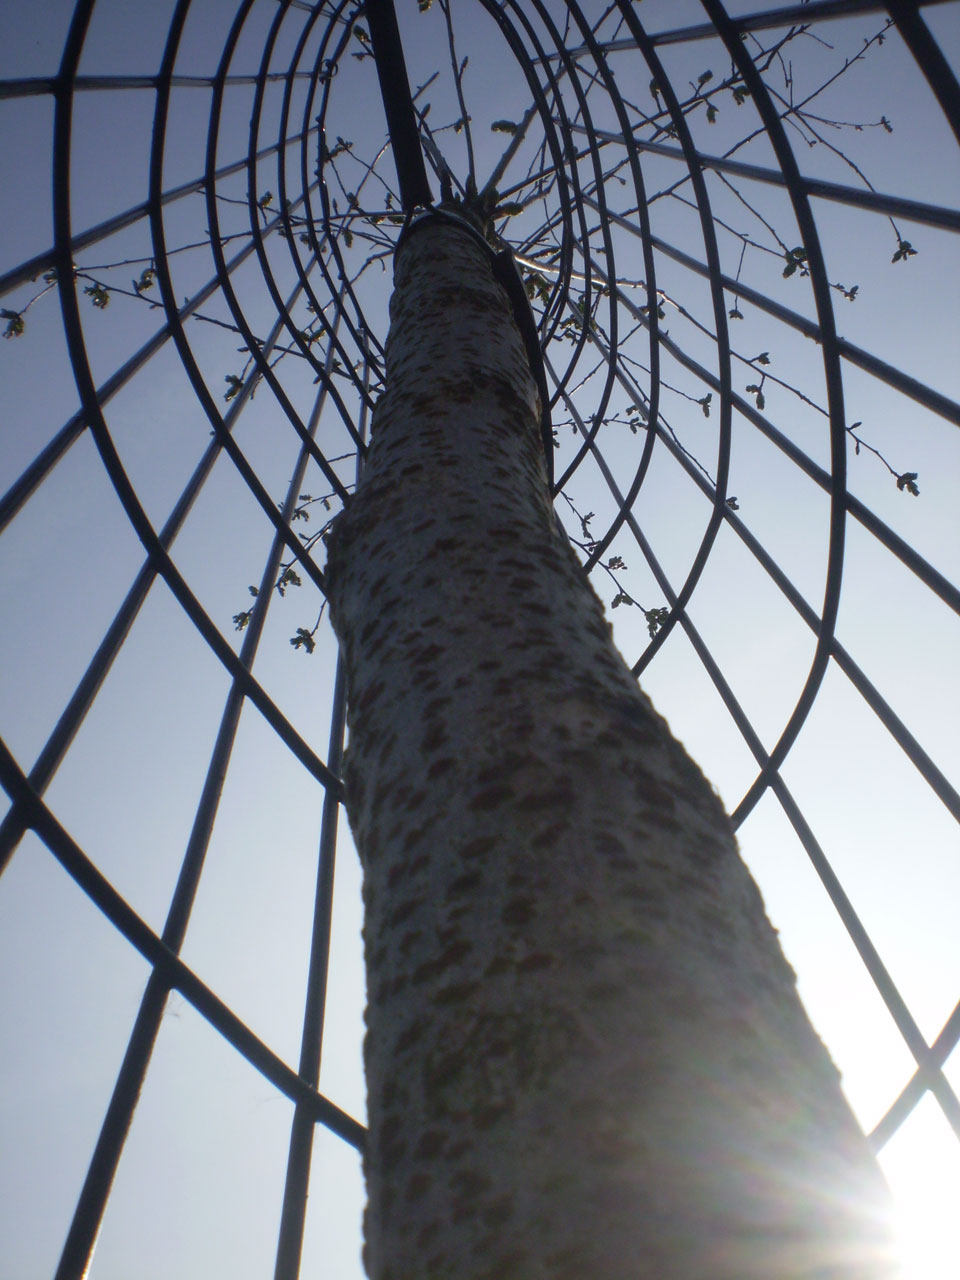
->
1, 0, 958, 1275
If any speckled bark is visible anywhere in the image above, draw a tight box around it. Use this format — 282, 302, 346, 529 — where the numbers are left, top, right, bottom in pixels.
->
325, 223, 894, 1280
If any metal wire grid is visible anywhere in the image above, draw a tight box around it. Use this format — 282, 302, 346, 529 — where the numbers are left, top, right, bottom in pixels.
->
0, 0, 958, 1274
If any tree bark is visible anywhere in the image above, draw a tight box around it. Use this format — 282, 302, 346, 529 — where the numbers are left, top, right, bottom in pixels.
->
326, 221, 895, 1279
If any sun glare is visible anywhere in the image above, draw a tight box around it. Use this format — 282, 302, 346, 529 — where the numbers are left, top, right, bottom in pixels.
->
879, 1096, 960, 1280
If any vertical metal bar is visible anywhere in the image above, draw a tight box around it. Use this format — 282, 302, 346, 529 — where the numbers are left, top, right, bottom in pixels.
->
886, 0, 960, 148
364, 0, 433, 210
273, 343, 371, 1280
272, 656, 348, 1280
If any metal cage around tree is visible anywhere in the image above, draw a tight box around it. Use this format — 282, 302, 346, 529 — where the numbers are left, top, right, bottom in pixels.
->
0, 0, 958, 1276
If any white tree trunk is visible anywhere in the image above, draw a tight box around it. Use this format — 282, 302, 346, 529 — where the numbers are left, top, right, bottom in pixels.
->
326, 222, 895, 1280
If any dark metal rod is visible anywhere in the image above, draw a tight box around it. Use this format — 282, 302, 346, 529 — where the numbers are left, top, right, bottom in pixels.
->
273, 340, 371, 1280
870, 1000, 960, 1149
0, 71, 315, 98
570, 125, 960, 233
886, 0, 960, 149
273, 656, 349, 1280
548, 0, 954, 57
364, 0, 433, 210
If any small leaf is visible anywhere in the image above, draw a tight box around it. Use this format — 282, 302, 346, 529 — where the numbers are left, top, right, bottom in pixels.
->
756, 351, 770, 366
728, 304, 743, 320
258, 190, 273, 210
224, 374, 243, 401
248, 585, 259, 598
291, 627, 316, 654
698, 392, 712, 418
892, 238, 917, 264
83, 282, 110, 309
731, 84, 749, 105
782, 245, 807, 279
133, 267, 156, 293
496, 201, 525, 217
896, 471, 920, 496
524, 271, 551, 305
697, 70, 713, 87
233, 610, 252, 632
644, 607, 669, 638
843, 284, 859, 301
706, 103, 718, 124
745, 382, 765, 411
726, 496, 740, 510
491, 119, 518, 134
2, 309, 25, 339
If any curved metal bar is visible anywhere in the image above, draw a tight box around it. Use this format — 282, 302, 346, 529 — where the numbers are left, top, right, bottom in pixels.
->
0, 71, 316, 98
694, 0, 851, 820
48, 8, 342, 801
886, 0, 960, 148
535, 0, 663, 526
569, 1, 734, 657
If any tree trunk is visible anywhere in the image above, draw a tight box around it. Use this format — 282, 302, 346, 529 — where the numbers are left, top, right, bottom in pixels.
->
326, 221, 895, 1280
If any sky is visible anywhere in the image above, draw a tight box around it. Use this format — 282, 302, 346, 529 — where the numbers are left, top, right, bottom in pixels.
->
0, 1, 959, 1277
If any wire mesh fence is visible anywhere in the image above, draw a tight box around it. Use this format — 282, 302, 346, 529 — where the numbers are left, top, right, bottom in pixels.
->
0, 0, 958, 1275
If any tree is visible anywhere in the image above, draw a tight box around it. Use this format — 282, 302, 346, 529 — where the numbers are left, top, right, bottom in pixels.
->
325, 214, 896, 1278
